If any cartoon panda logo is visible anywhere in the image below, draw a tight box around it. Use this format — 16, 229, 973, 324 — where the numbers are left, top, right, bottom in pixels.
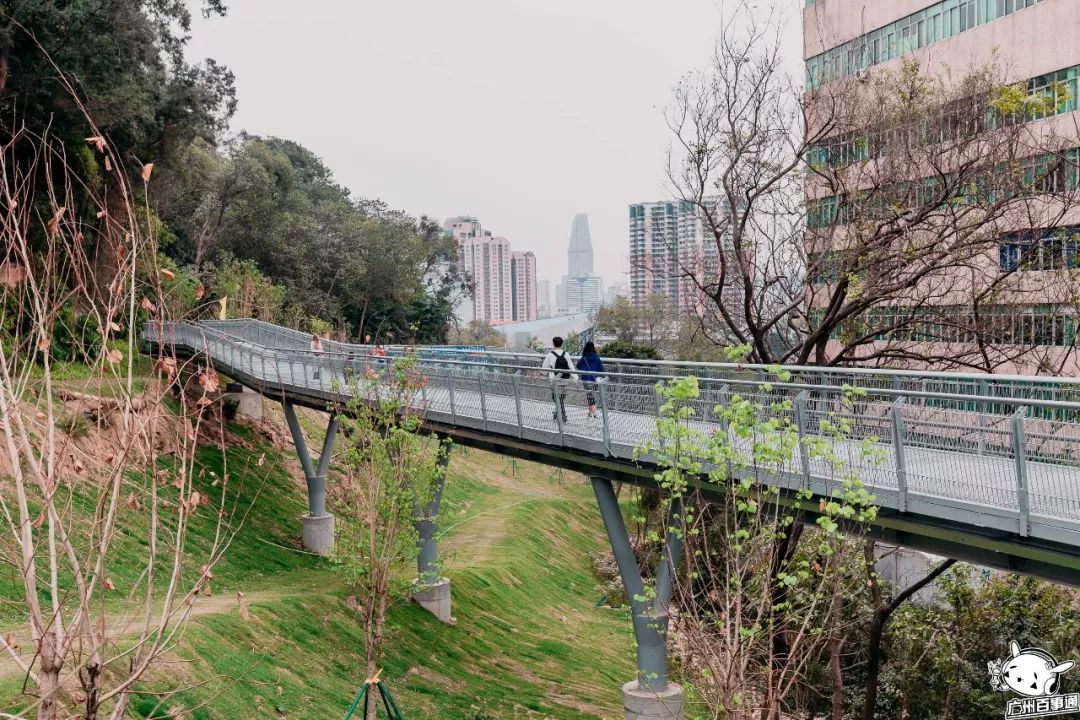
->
989, 641, 1075, 698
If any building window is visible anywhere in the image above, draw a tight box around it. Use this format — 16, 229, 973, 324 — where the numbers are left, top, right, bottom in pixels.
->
807, 0, 1045, 87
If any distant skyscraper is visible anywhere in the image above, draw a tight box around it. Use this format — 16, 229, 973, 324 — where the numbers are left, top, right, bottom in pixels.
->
557, 213, 604, 314
444, 216, 536, 325
568, 213, 594, 277
628, 199, 733, 316
537, 280, 552, 318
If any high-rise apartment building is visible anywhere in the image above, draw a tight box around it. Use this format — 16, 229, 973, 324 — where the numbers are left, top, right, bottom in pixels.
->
628, 198, 731, 315
443, 216, 537, 325
804, 0, 1080, 368
556, 214, 604, 314
511, 251, 537, 322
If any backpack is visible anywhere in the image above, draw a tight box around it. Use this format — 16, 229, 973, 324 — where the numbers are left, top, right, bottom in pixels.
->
551, 350, 571, 380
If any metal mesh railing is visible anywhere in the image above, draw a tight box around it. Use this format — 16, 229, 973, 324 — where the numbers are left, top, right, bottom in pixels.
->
142, 318, 1080, 543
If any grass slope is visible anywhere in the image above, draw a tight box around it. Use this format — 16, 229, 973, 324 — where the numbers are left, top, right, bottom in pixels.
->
3, 421, 634, 719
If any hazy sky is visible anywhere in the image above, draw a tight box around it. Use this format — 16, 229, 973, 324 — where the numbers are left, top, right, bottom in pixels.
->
184, 1, 792, 290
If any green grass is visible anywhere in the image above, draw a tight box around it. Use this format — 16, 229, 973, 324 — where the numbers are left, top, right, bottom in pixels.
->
1, 422, 634, 719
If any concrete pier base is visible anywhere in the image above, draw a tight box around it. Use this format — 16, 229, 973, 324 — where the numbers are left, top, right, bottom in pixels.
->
236, 385, 264, 420
412, 577, 452, 624
301, 513, 335, 556
622, 681, 684, 720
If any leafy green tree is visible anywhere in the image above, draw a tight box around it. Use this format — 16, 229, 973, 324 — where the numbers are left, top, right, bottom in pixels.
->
593, 297, 639, 343
640, 374, 881, 719
600, 340, 660, 360
331, 358, 449, 719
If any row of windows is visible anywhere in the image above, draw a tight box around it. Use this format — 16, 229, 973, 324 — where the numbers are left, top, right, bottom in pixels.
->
1000, 227, 1080, 271
812, 305, 1077, 347
807, 66, 1079, 168
807, 0, 1044, 87
806, 149, 1080, 230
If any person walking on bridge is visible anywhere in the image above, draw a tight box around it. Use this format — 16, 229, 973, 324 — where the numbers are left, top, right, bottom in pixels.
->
310, 334, 323, 381
577, 341, 605, 420
542, 336, 575, 423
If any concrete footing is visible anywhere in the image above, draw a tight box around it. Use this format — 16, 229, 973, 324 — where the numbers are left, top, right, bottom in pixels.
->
235, 385, 264, 420
412, 577, 452, 623
301, 513, 335, 556
622, 681, 684, 720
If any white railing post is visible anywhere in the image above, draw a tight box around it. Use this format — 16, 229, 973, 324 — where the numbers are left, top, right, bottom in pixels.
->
890, 397, 909, 513
478, 374, 488, 431
448, 371, 458, 425
794, 390, 811, 484
1012, 406, 1030, 537
598, 379, 612, 456
512, 374, 524, 439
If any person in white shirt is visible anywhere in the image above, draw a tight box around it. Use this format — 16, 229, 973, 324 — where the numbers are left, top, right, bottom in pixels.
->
541, 336, 575, 423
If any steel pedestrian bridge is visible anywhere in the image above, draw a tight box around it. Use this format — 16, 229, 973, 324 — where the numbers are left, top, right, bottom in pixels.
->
144, 318, 1080, 584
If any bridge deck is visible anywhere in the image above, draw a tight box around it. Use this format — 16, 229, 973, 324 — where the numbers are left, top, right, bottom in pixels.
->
144, 319, 1080, 583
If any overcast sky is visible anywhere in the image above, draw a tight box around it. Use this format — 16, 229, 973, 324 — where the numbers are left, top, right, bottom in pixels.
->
184, 1, 797, 291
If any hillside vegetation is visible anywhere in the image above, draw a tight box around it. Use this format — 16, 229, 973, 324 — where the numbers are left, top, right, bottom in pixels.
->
0, 406, 634, 719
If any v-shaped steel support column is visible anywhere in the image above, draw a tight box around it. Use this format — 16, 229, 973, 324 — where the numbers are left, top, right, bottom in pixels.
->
284, 402, 339, 555
413, 445, 453, 623
592, 477, 685, 720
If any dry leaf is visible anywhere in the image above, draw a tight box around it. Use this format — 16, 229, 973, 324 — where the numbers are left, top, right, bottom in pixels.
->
104, 155, 112, 173
198, 371, 221, 393
189, 491, 201, 508
3, 632, 17, 650
199, 564, 214, 580
157, 357, 177, 378
237, 592, 250, 622
31, 512, 45, 529
85, 136, 106, 152
194, 283, 205, 301
108, 321, 122, 332
160, 268, 176, 281
179, 498, 189, 514
198, 493, 209, 507
140, 297, 157, 313
256, 453, 266, 468
141, 163, 154, 183
126, 492, 139, 511
0, 262, 27, 288
103, 577, 116, 591
37, 337, 51, 352
46, 207, 66, 239
105, 348, 123, 364
172, 475, 184, 490
96, 209, 107, 219
196, 395, 213, 408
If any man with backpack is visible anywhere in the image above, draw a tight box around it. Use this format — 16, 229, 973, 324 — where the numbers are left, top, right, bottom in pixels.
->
541, 336, 575, 423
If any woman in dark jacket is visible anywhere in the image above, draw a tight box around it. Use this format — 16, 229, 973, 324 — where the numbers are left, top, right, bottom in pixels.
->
577, 341, 606, 419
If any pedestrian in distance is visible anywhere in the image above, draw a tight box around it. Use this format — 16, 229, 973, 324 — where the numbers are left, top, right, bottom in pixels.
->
577, 340, 606, 419
541, 336, 575, 423
310, 334, 323, 381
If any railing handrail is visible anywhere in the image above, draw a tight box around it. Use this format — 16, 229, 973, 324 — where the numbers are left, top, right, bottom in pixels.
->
142, 320, 1080, 413
194, 317, 1080, 389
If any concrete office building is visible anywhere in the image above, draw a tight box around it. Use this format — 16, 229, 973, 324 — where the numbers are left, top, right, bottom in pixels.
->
804, 0, 1080, 369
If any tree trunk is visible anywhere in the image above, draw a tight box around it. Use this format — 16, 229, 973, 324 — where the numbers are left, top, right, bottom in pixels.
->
861, 557, 956, 720
829, 572, 845, 720
37, 631, 61, 720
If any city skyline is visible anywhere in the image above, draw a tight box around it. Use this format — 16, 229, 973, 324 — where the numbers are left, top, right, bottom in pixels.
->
181, 1, 798, 292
